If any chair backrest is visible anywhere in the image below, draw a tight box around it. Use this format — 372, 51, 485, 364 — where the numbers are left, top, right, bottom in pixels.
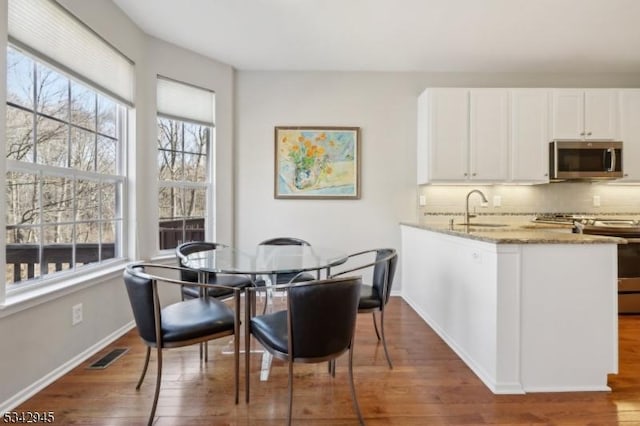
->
259, 237, 311, 246
287, 277, 361, 359
123, 266, 157, 344
372, 248, 398, 305
175, 241, 222, 282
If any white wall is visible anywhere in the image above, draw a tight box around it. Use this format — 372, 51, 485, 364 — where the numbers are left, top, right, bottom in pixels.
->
235, 72, 416, 255
0, 0, 235, 410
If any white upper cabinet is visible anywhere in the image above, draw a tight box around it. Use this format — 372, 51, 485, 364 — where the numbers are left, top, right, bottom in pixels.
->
418, 87, 625, 185
509, 89, 551, 183
417, 88, 508, 184
469, 89, 509, 181
417, 88, 468, 183
617, 89, 640, 182
552, 89, 618, 140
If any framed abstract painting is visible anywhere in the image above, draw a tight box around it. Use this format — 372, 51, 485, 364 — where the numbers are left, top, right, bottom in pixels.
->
274, 126, 361, 199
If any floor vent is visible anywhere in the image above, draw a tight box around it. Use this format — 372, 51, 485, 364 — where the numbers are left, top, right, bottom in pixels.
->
87, 348, 129, 369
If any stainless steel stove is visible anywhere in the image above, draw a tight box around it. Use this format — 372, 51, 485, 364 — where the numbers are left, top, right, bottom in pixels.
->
532, 213, 596, 225
534, 214, 640, 313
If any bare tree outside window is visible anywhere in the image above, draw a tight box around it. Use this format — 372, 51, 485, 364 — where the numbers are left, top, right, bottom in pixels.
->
5, 47, 125, 285
158, 117, 209, 250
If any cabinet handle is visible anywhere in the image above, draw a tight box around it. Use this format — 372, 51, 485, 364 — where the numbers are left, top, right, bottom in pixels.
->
587, 131, 592, 136
464, 173, 468, 177
580, 132, 585, 136
472, 173, 477, 177
625, 173, 629, 177
544, 173, 548, 177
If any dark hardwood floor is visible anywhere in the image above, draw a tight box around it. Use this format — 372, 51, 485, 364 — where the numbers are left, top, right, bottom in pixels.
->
13, 297, 640, 425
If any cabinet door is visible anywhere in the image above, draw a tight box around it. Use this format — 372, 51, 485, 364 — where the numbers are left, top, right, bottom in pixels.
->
428, 89, 469, 181
552, 89, 584, 139
552, 89, 618, 140
584, 90, 618, 140
618, 90, 640, 182
510, 89, 550, 182
469, 89, 509, 181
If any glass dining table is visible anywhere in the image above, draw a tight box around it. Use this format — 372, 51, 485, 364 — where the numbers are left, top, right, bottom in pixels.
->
181, 244, 348, 283
181, 243, 349, 380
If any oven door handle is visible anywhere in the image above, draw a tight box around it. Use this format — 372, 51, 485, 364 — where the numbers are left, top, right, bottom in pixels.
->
622, 238, 640, 243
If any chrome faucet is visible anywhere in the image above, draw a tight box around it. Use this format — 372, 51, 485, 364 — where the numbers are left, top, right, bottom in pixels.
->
465, 189, 488, 224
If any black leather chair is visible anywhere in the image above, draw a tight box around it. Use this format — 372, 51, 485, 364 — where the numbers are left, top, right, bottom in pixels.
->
258, 237, 316, 284
123, 263, 240, 426
176, 241, 260, 300
330, 248, 398, 369
244, 277, 365, 425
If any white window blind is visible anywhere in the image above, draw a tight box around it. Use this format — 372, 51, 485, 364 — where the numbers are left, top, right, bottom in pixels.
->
157, 76, 215, 127
8, 0, 134, 106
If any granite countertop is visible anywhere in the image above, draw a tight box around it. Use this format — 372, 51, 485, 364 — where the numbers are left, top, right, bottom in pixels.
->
401, 221, 626, 245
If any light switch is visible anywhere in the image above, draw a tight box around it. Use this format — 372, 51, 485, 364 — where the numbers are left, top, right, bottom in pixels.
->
419, 195, 426, 206
493, 195, 502, 207
593, 195, 601, 207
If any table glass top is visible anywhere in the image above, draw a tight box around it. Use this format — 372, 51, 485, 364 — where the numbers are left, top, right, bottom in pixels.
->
182, 245, 348, 275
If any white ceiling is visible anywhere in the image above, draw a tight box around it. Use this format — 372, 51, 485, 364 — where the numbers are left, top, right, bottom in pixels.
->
112, 0, 640, 73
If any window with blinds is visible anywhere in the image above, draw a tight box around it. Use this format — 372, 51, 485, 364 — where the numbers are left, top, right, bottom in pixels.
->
8, 0, 134, 106
157, 77, 214, 250
5, 0, 131, 289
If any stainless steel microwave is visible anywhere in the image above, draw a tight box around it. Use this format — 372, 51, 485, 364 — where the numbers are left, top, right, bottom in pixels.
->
549, 140, 623, 180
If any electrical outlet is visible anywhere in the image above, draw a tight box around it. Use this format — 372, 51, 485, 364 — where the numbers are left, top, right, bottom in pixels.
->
493, 195, 502, 207
593, 195, 601, 207
72, 303, 83, 326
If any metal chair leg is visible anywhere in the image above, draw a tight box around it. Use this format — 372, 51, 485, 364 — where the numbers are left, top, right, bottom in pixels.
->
348, 342, 365, 425
251, 292, 257, 317
234, 297, 240, 405
148, 347, 163, 426
245, 290, 253, 403
287, 359, 294, 426
327, 359, 336, 377
372, 311, 381, 341
136, 346, 151, 390
380, 308, 393, 369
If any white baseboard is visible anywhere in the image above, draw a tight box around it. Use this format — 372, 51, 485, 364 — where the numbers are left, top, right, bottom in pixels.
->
0, 321, 135, 412
523, 385, 612, 393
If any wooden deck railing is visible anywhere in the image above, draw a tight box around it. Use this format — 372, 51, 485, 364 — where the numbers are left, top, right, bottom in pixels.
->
159, 218, 205, 250
6, 243, 115, 283
6, 218, 205, 283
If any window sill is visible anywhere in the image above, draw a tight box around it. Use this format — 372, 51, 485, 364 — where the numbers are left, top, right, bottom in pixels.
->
0, 259, 130, 319
151, 252, 177, 264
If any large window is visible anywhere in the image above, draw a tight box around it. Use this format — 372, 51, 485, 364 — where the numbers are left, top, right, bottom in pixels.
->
156, 76, 214, 251
157, 117, 209, 250
5, 47, 125, 286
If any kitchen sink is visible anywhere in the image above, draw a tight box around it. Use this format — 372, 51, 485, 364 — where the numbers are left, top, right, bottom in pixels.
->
457, 223, 508, 227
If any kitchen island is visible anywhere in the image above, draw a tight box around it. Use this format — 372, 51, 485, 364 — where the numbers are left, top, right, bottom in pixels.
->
401, 221, 623, 394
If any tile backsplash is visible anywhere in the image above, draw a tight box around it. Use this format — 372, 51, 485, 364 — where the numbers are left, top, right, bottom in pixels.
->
418, 182, 640, 216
